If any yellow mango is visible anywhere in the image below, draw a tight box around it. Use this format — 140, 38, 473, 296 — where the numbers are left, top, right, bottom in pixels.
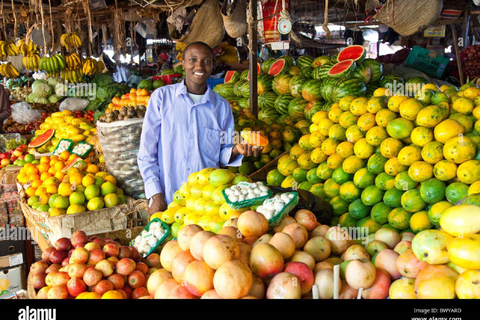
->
439, 204, 480, 236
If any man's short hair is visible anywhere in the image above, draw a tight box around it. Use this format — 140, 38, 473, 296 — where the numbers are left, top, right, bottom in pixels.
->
183, 41, 214, 59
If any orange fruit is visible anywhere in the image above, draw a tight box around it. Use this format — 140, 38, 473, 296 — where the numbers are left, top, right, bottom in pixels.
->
48, 167, 56, 175
104, 175, 117, 185
34, 186, 47, 197
31, 179, 43, 189
39, 156, 50, 164
68, 154, 79, 163
26, 165, 39, 176
60, 151, 71, 161
67, 167, 81, 176
69, 172, 85, 187
100, 181, 117, 196
40, 172, 53, 181
25, 186, 37, 198
46, 184, 58, 194
101, 290, 124, 299
86, 164, 99, 174
29, 173, 41, 182
38, 163, 50, 173
84, 185, 101, 201
82, 175, 95, 187
54, 171, 66, 181
69, 191, 86, 205
58, 182, 74, 197
104, 193, 120, 208
54, 161, 65, 172
87, 197, 105, 211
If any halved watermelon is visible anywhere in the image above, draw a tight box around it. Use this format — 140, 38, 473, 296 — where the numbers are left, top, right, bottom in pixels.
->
268, 58, 291, 76
224, 70, 240, 84
28, 129, 55, 148
62, 155, 84, 173
327, 59, 356, 78
337, 45, 366, 63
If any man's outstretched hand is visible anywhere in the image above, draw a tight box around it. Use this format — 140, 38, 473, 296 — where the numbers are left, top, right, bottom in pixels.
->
148, 193, 168, 217
233, 142, 264, 158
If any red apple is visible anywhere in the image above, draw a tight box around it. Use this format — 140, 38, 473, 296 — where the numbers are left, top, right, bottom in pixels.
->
49, 250, 68, 265
66, 277, 87, 297
45, 263, 62, 274
67, 263, 88, 279
131, 287, 149, 299
83, 267, 103, 286
136, 262, 149, 275
0, 158, 10, 166
42, 247, 55, 262
107, 274, 126, 290
127, 270, 146, 289
130, 246, 140, 261
283, 261, 314, 295
36, 286, 51, 299
54, 237, 72, 251
103, 243, 120, 258
116, 258, 136, 276
121, 285, 133, 299
107, 256, 119, 268
70, 247, 90, 264
93, 279, 114, 296
71, 231, 88, 248
62, 257, 70, 267
145, 253, 162, 269
84, 241, 101, 252
30, 261, 49, 275
118, 246, 132, 259
87, 249, 105, 266
31, 272, 47, 289
52, 271, 70, 286
47, 284, 69, 299
92, 237, 107, 248
95, 259, 114, 278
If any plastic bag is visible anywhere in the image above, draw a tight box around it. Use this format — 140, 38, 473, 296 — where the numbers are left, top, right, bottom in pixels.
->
97, 118, 145, 199
59, 97, 89, 112
268, 186, 333, 225
10, 101, 43, 124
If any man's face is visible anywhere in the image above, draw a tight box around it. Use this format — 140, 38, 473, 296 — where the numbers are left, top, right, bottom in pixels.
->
182, 44, 213, 88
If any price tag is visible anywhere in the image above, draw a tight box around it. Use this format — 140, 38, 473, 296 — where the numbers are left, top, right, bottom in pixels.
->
9, 254, 23, 267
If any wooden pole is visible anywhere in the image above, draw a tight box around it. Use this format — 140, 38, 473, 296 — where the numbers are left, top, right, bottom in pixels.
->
248, 0, 258, 117
452, 23, 464, 85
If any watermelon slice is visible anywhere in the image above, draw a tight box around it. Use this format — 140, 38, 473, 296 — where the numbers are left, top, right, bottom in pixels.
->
328, 59, 356, 78
224, 70, 240, 84
62, 155, 84, 173
28, 129, 55, 148
268, 59, 290, 76
337, 45, 366, 63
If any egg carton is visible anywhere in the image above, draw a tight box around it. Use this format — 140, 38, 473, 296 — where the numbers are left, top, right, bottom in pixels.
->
130, 218, 170, 257
256, 191, 299, 227
222, 181, 273, 209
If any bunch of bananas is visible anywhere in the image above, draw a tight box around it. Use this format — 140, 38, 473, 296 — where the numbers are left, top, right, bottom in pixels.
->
61, 68, 83, 83
39, 54, 67, 77
22, 53, 41, 72
82, 57, 105, 76
17, 39, 39, 56
0, 62, 20, 78
60, 32, 82, 51
65, 52, 83, 70
0, 40, 19, 56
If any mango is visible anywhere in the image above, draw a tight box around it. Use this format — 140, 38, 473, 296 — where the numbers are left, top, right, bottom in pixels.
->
208, 169, 235, 187
439, 204, 480, 237
411, 229, 453, 264
447, 234, 480, 270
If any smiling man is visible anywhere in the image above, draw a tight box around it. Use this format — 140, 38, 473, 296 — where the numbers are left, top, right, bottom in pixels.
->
137, 41, 262, 216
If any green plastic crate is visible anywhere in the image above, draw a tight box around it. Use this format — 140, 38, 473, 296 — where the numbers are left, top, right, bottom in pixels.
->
404, 46, 449, 79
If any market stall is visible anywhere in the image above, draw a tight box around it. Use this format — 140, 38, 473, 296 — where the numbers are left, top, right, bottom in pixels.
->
0, 0, 479, 307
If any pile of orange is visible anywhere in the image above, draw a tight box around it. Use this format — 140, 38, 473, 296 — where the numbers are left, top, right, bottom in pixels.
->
18, 150, 126, 216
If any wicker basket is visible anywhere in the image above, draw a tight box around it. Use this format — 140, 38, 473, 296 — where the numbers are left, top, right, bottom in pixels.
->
374, 0, 443, 36
28, 98, 64, 113
221, 0, 247, 39
168, 0, 225, 49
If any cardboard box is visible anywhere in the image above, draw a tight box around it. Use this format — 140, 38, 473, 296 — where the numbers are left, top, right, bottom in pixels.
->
0, 265, 26, 298
0, 252, 23, 269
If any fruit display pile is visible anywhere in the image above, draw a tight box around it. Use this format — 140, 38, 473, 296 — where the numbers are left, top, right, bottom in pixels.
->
17, 150, 125, 216
28, 230, 159, 299
459, 45, 480, 81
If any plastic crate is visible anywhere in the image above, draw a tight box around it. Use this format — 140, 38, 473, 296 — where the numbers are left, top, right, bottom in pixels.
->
208, 77, 225, 89
404, 46, 449, 79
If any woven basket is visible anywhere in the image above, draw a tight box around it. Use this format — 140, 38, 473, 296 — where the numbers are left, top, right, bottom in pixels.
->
221, 0, 247, 39
168, 0, 225, 49
374, 0, 443, 36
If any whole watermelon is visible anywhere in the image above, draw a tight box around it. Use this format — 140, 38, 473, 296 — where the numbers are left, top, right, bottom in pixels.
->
153, 79, 165, 89
258, 91, 278, 110
352, 62, 372, 84
257, 73, 273, 95
302, 79, 323, 102
296, 55, 314, 69
304, 100, 326, 121
272, 74, 293, 95
289, 75, 309, 98
274, 93, 294, 115
137, 79, 153, 91
330, 77, 367, 103
288, 97, 309, 120
363, 58, 384, 82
